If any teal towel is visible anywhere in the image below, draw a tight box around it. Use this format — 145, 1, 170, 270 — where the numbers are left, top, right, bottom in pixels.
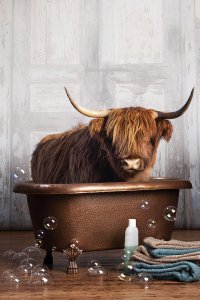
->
147, 246, 200, 258
133, 261, 200, 282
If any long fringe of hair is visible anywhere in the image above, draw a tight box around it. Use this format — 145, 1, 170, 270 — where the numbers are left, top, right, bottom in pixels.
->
105, 108, 157, 156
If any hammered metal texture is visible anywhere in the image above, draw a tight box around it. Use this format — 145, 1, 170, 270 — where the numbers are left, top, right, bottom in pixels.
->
27, 189, 179, 251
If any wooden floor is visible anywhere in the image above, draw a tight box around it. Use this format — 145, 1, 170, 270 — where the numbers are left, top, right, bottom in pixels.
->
1, 231, 200, 299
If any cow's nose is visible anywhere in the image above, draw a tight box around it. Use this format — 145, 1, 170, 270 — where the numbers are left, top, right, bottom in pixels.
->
123, 158, 145, 171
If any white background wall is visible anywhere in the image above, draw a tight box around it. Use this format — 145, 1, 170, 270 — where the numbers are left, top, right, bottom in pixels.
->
0, 0, 200, 229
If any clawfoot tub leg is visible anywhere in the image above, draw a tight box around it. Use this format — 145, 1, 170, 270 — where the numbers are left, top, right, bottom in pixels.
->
43, 250, 53, 267
63, 243, 83, 274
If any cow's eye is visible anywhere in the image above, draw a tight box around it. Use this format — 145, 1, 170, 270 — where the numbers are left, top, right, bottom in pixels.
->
150, 138, 155, 146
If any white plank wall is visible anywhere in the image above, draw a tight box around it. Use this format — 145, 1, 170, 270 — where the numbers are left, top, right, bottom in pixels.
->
0, 0, 199, 229
0, 0, 12, 229
11, 0, 31, 229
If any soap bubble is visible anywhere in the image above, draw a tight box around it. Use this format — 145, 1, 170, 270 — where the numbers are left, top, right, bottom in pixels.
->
2, 250, 16, 265
121, 249, 132, 261
70, 238, 79, 248
88, 266, 107, 276
35, 239, 43, 248
51, 246, 57, 252
28, 272, 54, 285
132, 272, 153, 289
43, 216, 58, 231
13, 167, 26, 182
87, 259, 107, 276
117, 261, 135, 281
16, 265, 30, 276
13, 252, 28, 264
1, 269, 22, 286
36, 229, 45, 239
87, 259, 101, 269
147, 219, 157, 229
23, 246, 43, 259
8, 274, 23, 286
140, 200, 149, 210
20, 258, 37, 272
163, 206, 177, 222
32, 264, 49, 275
1, 269, 14, 282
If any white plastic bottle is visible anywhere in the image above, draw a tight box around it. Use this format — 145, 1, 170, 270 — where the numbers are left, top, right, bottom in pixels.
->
124, 219, 138, 262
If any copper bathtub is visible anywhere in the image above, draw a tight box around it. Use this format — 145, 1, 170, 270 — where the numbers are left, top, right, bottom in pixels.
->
14, 178, 192, 254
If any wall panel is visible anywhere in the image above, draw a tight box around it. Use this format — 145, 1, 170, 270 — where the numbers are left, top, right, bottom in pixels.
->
47, 0, 80, 64
114, 0, 164, 64
31, 0, 47, 64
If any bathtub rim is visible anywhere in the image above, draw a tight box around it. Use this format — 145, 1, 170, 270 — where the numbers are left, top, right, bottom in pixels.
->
13, 178, 192, 195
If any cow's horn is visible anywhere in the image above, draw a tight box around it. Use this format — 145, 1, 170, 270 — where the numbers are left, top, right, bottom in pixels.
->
64, 87, 110, 118
154, 88, 194, 119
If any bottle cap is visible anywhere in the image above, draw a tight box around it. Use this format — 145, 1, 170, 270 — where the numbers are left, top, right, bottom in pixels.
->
129, 219, 136, 227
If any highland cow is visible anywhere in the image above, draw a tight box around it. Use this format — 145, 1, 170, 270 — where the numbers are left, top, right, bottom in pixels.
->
31, 88, 194, 184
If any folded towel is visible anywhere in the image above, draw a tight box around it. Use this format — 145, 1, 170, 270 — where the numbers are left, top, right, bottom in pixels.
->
132, 261, 200, 282
147, 246, 200, 258
132, 245, 200, 264
143, 237, 200, 249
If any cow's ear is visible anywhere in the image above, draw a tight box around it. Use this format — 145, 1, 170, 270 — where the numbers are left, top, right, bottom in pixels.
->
156, 119, 173, 142
89, 118, 105, 137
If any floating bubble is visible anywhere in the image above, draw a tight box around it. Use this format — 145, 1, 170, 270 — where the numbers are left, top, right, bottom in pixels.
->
117, 261, 135, 281
88, 265, 107, 276
20, 258, 37, 271
13, 252, 28, 264
2, 250, 16, 265
32, 264, 49, 275
70, 238, 79, 249
16, 265, 30, 276
35, 239, 43, 248
140, 200, 149, 210
51, 246, 57, 252
147, 219, 157, 229
9, 275, 22, 285
29, 272, 54, 285
2, 250, 16, 258
1, 269, 14, 282
163, 206, 177, 222
87, 259, 107, 276
13, 167, 26, 182
23, 246, 43, 259
132, 272, 153, 289
121, 249, 132, 261
1, 269, 23, 286
43, 216, 58, 231
36, 229, 45, 240
87, 259, 101, 269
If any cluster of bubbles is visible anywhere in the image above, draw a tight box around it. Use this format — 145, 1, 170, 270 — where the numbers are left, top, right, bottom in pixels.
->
1, 246, 54, 287
140, 199, 177, 229
117, 250, 153, 288
114, 200, 177, 287
1, 244, 153, 288
2, 215, 101, 287
35, 216, 58, 250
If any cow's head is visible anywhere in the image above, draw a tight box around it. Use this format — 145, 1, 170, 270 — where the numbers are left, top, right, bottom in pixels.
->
64, 88, 194, 181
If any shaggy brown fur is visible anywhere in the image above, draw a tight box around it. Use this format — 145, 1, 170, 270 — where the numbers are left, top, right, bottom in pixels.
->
31, 107, 173, 184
